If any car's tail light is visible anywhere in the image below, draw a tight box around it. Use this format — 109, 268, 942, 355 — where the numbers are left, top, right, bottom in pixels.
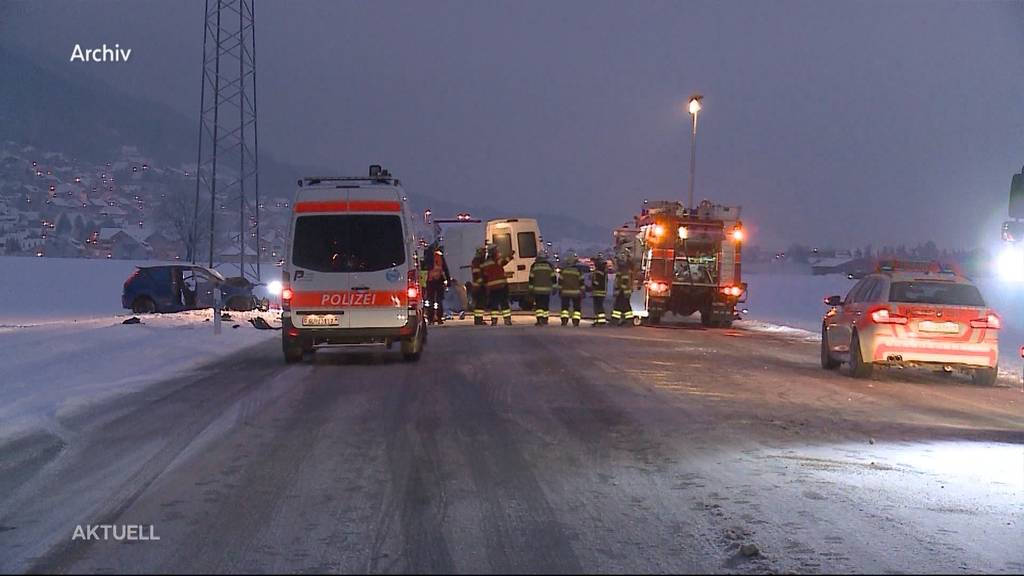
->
970, 313, 1000, 330
407, 269, 420, 305
871, 308, 908, 325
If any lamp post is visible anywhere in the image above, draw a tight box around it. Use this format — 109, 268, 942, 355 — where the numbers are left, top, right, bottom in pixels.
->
687, 94, 703, 213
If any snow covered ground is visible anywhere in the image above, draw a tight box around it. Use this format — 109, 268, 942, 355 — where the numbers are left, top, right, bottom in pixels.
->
740, 271, 1024, 375
0, 256, 280, 445
0, 256, 1019, 446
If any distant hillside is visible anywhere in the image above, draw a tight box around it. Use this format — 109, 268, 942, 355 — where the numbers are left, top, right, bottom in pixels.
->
0, 44, 609, 243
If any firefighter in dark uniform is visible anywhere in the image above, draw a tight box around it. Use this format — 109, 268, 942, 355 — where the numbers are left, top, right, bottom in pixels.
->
558, 255, 584, 327
612, 258, 635, 327
481, 245, 513, 326
590, 257, 608, 326
470, 246, 486, 325
528, 253, 554, 326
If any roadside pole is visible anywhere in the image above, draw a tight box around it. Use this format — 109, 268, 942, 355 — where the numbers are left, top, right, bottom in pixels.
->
214, 287, 222, 335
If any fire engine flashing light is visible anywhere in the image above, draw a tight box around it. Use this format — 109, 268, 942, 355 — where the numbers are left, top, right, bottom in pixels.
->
267, 280, 283, 296
646, 281, 670, 293
653, 224, 666, 238
731, 227, 744, 242
678, 226, 689, 240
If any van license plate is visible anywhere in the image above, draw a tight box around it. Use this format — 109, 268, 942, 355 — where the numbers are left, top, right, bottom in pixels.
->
303, 315, 339, 327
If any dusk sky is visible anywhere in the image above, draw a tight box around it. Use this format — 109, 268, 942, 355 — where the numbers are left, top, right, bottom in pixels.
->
3, 0, 1023, 250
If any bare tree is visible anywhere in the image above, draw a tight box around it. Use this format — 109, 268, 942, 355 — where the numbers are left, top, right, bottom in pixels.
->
155, 183, 208, 263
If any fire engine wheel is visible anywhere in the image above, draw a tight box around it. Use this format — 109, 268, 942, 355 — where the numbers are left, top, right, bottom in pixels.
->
820, 326, 841, 370
849, 332, 873, 379
700, 310, 714, 327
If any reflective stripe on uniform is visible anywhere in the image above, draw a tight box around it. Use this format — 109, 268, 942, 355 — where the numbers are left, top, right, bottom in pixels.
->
611, 311, 623, 319
572, 311, 582, 320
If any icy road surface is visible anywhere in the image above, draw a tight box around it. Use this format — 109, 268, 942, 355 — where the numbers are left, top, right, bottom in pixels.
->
0, 320, 1021, 574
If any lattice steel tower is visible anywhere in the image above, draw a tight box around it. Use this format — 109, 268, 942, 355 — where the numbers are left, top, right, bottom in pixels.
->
192, 0, 260, 280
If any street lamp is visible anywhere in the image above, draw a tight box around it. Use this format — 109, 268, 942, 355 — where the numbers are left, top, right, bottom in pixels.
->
687, 94, 703, 212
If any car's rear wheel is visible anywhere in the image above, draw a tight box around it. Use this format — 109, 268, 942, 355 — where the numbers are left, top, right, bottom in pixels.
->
821, 326, 841, 370
972, 366, 998, 387
132, 297, 156, 314
849, 331, 873, 379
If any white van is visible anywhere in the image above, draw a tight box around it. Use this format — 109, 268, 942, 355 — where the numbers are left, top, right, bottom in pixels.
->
485, 218, 542, 306
281, 166, 426, 363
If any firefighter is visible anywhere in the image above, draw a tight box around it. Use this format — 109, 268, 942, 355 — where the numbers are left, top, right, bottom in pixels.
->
425, 244, 451, 325
482, 244, 514, 326
590, 256, 608, 326
612, 258, 635, 327
528, 252, 554, 325
558, 255, 583, 327
469, 246, 486, 325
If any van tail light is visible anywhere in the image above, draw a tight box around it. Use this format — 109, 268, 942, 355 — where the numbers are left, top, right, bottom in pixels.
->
970, 313, 1000, 330
407, 269, 420, 305
871, 308, 908, 325
281, 270, 293, 311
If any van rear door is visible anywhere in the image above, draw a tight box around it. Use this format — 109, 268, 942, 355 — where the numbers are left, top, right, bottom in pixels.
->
289, 194, 354, 329
343, 198, 410, 329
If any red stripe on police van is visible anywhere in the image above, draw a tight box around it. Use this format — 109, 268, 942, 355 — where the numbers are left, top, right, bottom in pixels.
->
294, 200, 402, 213
291, 290, 408, 308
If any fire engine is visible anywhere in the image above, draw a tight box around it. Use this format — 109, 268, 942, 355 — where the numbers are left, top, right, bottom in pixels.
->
614, 199, 746, 327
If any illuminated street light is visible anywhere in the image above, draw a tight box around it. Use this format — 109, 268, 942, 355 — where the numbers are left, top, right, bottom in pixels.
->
687, 93, 703, 212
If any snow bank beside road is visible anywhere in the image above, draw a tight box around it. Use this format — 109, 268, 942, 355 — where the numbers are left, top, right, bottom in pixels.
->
0, 255, 281, 446
0, 310, 278, 445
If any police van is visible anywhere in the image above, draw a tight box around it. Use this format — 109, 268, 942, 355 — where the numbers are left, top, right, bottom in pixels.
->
280, 166, 426, 363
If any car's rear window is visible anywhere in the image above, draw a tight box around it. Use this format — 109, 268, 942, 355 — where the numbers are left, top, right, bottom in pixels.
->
888, 281, 985, 307
292, 215, 405, 273
517, 232, 538, 258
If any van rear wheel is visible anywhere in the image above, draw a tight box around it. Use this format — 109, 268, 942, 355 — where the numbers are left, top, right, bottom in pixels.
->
283, 338, 303, 364
401, 338, 422, 362
401, 326, 424, 362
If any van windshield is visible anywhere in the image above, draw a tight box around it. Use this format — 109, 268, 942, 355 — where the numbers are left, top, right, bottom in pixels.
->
888, 281, 985, 307
292, 215, 405, 273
